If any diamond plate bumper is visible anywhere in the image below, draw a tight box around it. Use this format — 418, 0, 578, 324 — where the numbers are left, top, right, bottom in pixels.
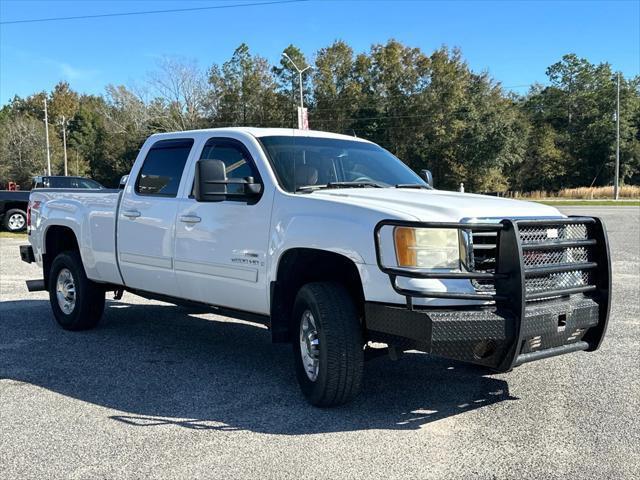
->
364, 294, 601, 370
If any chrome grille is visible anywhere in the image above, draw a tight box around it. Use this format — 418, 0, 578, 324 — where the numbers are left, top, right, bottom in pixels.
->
525, 270, 592, 294
471, 230, 497, 293
519, 224, 588, 244
522, 246, 591, 268
470, 220, 598, 301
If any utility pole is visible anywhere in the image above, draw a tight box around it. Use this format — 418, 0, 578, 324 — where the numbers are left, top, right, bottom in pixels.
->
60, 116, 68, 176
282, 53, 311, 129
614, 72, 620, 200
43, 97, 51, 176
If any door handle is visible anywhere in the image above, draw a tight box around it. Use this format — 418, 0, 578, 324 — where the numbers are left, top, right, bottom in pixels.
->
179, 215, 201, 224
122, 210, 141, 219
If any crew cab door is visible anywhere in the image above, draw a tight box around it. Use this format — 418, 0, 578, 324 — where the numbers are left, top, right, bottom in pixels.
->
174, 136, 273, 314
117, 138, 195, 295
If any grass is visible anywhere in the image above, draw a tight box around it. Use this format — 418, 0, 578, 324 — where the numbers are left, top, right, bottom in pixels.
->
537, 200, 640, 206
0, 230, 28, 240
511, 185, 640, 200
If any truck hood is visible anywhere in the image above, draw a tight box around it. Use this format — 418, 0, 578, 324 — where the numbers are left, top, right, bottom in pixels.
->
310, 188, 562, 222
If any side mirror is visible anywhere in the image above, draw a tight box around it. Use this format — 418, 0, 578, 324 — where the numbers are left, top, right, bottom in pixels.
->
420, 169, 434, 188
195, 159, 262, 202
195, 159, 227, 201
119, 175, 129, 189
243, 177, 263, 196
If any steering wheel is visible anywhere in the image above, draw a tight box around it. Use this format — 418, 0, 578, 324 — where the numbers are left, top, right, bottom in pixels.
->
352, 176, 375, 183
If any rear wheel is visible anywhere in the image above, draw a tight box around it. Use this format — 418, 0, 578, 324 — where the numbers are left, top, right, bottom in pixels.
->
292, 282, 364, 407
48, 251, 105, 330
3, 209, 27, 232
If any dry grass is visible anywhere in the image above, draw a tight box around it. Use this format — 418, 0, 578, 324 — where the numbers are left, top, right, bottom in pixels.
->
511, 185, 640, 200
0, 230, 27, 239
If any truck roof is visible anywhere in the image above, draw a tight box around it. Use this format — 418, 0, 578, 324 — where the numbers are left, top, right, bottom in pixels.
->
147, 127, 373, 143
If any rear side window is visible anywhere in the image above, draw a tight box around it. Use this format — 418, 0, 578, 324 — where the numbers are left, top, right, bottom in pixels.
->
75, 178, 103, 189
49, 177, 72, 188
136, 138, 194, 196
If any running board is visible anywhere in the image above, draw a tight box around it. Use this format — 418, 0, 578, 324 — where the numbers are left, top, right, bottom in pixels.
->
26, 279, 46, 292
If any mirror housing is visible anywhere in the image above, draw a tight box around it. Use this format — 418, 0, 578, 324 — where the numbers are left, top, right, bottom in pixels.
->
195, 159, 262, 202
420, 169, 434, 188
119, 175, 129, 190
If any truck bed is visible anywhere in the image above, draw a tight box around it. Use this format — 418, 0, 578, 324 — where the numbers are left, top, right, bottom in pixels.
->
29, 188, 124, 285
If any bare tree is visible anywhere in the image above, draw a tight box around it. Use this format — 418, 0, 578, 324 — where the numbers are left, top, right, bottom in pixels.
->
103, 84, 153, 135
0, 114, 47, 186
146, 56, 209, 131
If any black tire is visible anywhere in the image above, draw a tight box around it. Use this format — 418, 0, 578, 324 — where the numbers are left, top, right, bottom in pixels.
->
48, 251, 105, 331
292, 282, 364, 407
3, 208, 27, 232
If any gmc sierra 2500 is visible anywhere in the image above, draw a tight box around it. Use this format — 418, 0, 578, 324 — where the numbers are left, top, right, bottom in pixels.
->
21, 128, 611, 406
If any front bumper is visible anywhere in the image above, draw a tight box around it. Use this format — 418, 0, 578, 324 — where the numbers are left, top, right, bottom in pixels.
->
367, 216, 611, 371
365, 294, 600, 370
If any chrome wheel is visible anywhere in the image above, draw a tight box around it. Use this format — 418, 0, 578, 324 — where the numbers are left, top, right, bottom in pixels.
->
299, 309, 320, 382
56, 268, 76, 314
7, 213, 25, 231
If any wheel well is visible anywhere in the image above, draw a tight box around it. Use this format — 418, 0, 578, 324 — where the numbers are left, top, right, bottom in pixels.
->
4, 203, 27, 213
43, 226, 80, 288
270, 248, 365, 343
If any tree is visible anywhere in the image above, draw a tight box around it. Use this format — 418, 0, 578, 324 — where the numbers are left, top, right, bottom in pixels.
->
208, 43, 287, 127
522, 54, 640, 188
0, 113, 47, 187
49, 81, 79, 122
146, 56, 209, 131
312, 40, 362, 133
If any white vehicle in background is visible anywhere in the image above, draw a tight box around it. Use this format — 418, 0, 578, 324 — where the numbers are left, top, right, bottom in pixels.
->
21, 128, 611, 406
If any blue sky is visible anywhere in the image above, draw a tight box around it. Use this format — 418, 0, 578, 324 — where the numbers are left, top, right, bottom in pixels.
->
1, 0, 638, 105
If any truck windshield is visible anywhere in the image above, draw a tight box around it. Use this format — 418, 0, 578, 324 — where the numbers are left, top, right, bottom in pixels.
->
259, 136, 426, 193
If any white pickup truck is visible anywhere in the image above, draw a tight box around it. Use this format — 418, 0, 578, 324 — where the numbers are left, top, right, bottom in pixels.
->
21, 128, 611, 406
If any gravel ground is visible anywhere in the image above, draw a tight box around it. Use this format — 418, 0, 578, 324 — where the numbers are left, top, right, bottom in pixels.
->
1, 206, 638, 479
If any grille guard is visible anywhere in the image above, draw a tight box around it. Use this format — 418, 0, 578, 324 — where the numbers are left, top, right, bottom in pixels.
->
373, 216, 612, 368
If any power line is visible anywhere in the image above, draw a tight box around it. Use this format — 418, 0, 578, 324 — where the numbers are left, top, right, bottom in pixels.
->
0, 0, 309, 25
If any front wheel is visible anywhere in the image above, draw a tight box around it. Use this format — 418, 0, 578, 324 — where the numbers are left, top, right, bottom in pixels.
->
48, 251, 105, 331
292, 282, 364, 407
3, 209, 27, 232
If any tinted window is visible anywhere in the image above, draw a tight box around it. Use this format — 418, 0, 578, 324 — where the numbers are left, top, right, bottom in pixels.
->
74, 178, 103, 189
260, 136, 425, 192
199, 139, 260, 195
136, 139, 194, 196
49, 177, 72, 188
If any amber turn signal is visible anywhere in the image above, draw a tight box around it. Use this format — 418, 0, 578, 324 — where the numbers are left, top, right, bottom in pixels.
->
394, 227, 417, 267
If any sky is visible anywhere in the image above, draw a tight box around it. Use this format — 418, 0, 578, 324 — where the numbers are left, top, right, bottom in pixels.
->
0, 0, 639, 105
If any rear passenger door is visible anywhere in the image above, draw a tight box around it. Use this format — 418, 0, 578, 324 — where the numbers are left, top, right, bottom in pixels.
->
117, 138, 194, 295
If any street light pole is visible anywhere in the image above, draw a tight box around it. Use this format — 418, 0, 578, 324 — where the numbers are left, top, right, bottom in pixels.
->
60, 115, 69, 176
43, 97, 51, 176
614, 72, 620, 200
282, 52, 311, 110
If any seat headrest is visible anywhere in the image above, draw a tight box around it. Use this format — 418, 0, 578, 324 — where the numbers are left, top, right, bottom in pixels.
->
295, 164, 319, 187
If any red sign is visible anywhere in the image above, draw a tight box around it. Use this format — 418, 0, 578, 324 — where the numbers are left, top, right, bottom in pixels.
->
297, 107, 309, 130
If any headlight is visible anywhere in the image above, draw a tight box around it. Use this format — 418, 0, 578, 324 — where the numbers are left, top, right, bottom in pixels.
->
394, 227, 469, 270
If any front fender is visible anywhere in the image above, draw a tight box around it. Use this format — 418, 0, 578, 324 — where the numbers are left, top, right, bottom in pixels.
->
267, 191, 415, 284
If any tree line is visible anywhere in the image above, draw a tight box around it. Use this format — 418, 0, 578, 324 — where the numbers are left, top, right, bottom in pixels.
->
1, 40, 638, 191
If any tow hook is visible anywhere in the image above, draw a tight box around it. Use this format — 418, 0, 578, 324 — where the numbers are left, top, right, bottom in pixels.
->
113, 289, 124, 300
364, 343, 404, 361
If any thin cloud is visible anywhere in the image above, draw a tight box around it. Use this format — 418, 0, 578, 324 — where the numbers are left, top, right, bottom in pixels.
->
56, 61, 99, 81
1, 44, 99, 82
